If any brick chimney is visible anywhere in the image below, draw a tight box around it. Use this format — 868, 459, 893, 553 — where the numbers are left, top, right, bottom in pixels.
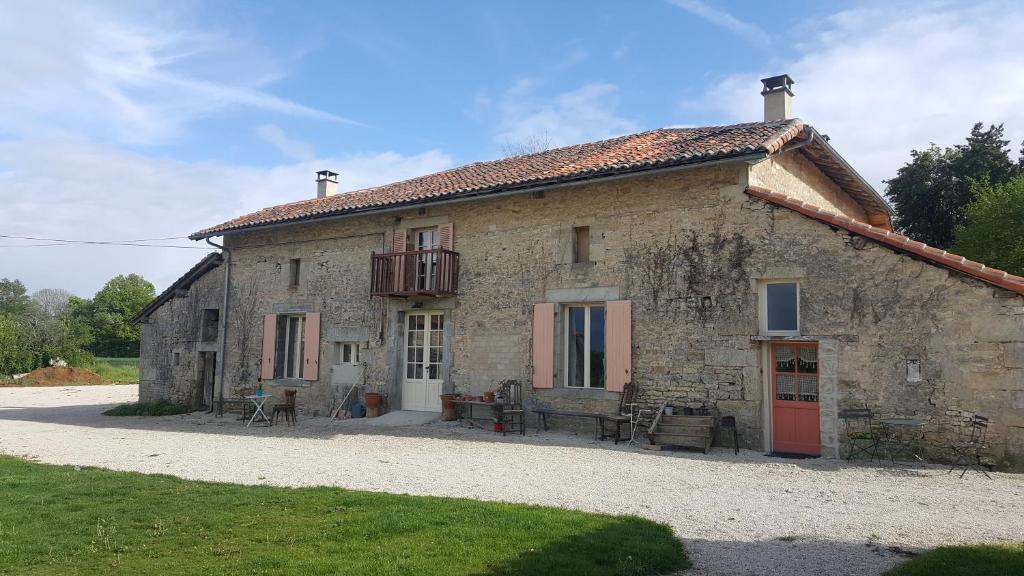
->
316, 170, 339, 198
760, 74, 794, 122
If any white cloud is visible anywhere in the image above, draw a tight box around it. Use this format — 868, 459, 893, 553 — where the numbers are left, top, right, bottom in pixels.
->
667, 0, 770, 46
0, 2, 358, 146
488, 80, 639, 149
686, 1, 1024, 190
256, 124, 315, 161
0, 138, 453, 296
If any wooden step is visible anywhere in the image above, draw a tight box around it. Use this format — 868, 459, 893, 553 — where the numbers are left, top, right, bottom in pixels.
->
650, 432, 712, 450
658, 415, 715, 426
656, 424, 712, 437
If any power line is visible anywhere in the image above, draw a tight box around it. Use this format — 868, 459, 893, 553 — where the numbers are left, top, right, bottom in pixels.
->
0, 233, 212, 249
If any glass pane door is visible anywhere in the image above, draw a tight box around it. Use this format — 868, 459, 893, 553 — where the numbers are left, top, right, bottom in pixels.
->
415, 229, 439, 291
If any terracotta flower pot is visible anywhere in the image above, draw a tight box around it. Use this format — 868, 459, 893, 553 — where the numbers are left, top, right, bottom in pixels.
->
483, 391, 496, 403
440, 394, 458, 421
364, 393, 383, 409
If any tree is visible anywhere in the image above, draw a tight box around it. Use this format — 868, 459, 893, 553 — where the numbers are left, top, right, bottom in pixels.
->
32, 288, 72, 318
501, 132, 552, 158
0, 313, 36, 376
952, 175, 1024, 277
72, 274, 155, 357
0, 278, 31, 316
886, 123, 1019, 248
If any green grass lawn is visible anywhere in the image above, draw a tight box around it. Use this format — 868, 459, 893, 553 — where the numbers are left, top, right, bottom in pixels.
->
89, 357, 139, 384
0, 456, 687, 576
885, 543, 1024, 576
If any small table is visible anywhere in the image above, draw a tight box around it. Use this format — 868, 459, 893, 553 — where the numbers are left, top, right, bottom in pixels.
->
453, 399, 503, 431
245, 394, 273, 427
880, 418, 927, 463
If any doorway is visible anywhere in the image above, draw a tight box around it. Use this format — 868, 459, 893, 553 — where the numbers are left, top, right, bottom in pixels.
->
401, 311, 444, 412
771, 342, 821, 455
196, 351, 216, 410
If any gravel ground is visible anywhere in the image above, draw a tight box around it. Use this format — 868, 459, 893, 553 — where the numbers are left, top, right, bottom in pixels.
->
2, 385, 1022, 576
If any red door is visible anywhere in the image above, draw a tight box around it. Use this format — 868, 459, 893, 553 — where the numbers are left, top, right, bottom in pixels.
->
771, 343, 821, 455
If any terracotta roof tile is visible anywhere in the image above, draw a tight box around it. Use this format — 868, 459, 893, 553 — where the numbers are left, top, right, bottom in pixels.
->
745, 187, 1024, 296
192, 120, 808, 239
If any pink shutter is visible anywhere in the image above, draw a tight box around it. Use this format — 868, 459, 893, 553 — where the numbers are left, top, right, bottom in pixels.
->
260, 314, 277, 380
605, 300, 632, 392
438, 223, 454, 251
532, 303, 554, 389
302, 312, 321, 381
392, 229, 407, 293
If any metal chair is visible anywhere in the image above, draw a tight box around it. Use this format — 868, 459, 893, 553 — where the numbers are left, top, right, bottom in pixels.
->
497, 380, 525, 436
947, 415, 991, 479
720, 416, 739, 454
272, 389, 298, 426
839, 408, 883, 462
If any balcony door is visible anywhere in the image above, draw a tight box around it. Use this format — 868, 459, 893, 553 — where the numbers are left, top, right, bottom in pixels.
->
414, 228, 439, 291
402, 311, 444, 412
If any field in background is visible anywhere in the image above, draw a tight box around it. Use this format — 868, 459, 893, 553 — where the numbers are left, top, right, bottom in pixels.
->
89, 357, 139, 384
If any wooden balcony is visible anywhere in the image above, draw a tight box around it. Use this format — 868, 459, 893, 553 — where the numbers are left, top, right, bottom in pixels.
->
370, 248, 460, 297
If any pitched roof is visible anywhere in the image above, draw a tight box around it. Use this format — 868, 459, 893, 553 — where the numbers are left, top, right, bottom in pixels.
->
192, 119, 887, 239
133, 252, 223, 322
745, 187, 1024, 295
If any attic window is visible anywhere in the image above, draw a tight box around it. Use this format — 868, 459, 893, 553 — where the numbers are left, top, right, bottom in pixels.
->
760, 281, 800, 336
289, 259, 301, 287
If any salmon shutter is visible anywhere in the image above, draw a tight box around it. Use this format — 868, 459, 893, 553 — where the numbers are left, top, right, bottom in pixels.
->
532, 303, 555, 389
438, 223, 454, 251
392, 229, 407, 293
605, 300, 632, 392
302, 312, 321, 381
392, 229, 407, 252
260, 314, 277, 380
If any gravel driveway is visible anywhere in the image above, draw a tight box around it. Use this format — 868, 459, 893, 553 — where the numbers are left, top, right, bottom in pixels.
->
1, 385, 1022, 576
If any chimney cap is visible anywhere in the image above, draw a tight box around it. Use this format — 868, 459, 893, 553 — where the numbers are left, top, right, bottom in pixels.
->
760, 74, 794, 95
316, 170, 339, 182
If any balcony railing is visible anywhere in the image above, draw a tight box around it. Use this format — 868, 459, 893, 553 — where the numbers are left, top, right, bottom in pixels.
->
370, 248, 460, 297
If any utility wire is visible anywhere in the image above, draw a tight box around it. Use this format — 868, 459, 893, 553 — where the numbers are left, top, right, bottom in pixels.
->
0, 233, 212, 249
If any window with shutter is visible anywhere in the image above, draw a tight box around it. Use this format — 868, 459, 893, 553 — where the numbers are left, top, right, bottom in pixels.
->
532, 303, 554, 389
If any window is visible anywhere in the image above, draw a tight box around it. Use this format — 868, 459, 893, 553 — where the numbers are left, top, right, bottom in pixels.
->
762, 281, 799, 335
334, 342, 359, 365
200, 308, 219, 341
572, 226, 590, 264
413, 227, 439, 290
274, 314, 306, 379
564, 304, 605, 388
173, 352, 180, 366
289, 258, 301, 287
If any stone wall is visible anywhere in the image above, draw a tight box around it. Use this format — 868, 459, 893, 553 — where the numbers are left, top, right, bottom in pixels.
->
149, 155, 1024, 469
749, 150, 869, 221
139, 265, 223, 408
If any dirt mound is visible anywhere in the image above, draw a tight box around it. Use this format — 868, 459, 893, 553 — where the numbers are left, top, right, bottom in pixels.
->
12, 367, 104, 386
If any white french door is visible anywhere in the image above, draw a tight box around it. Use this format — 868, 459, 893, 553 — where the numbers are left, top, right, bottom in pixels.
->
402, 311, 444, 411
414, 228, 439, 291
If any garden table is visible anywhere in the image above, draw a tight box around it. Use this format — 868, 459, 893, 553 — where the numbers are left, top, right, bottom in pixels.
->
453, 399, 502, 431
880, 418, 927, 464
245, 393, 273, 427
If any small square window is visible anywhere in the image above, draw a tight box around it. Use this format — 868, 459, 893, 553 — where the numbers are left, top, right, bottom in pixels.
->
762, 281, 799, 335
572, 226, 590, 264
335, 342, 359, 365
288, 259, 301, 287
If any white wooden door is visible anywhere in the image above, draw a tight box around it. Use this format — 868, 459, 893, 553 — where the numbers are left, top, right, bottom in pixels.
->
402, 311, 444, 411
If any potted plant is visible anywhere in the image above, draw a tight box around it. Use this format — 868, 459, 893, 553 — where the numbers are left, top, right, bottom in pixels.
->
483, 390, 496, 403
440, 393, 458, 421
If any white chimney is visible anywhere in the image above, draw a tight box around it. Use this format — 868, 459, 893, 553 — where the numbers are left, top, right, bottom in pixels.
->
316, 170, 339, 198
760, 74, 794, 121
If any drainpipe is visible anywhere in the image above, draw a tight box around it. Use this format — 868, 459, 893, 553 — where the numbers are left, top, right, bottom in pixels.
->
206, 237, 232, 413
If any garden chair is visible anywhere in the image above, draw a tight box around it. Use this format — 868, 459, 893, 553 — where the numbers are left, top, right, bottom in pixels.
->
839, 408, 882, 462
946, 414, 991, 479
272, 389, 298, 426
598, 382, 637, 444
497, 380, 525, 436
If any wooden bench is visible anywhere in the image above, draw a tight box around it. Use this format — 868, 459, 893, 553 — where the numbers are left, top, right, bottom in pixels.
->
533, 383, 636, 444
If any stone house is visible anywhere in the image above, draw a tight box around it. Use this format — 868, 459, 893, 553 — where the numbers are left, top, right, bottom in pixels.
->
137, 76, 1024, 469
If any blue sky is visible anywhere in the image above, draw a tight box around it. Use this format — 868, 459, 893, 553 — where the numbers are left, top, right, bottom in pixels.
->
2, 0, 1023, 295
